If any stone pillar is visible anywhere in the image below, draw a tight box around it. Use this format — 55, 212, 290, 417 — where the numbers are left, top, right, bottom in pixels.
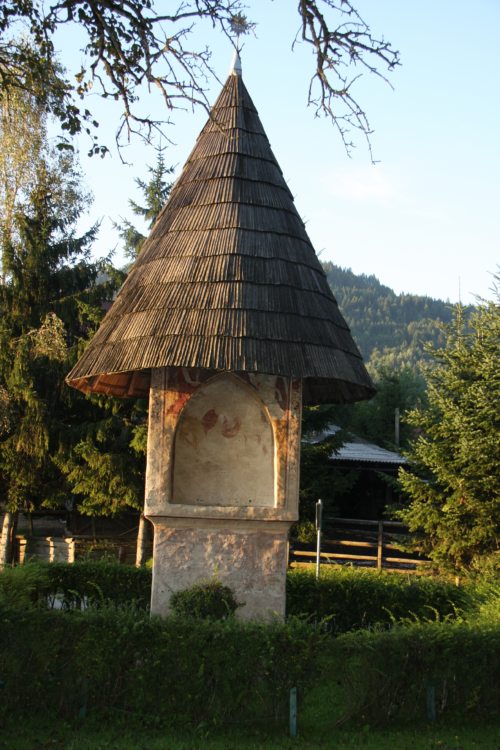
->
145, 368, 302, 620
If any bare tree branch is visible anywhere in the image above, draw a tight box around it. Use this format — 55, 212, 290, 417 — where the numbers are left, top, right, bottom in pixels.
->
0, 1, 399, 158
296, 0, 400, 160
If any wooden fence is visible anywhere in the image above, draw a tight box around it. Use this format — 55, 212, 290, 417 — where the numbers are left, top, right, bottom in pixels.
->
290, 517, 427, 572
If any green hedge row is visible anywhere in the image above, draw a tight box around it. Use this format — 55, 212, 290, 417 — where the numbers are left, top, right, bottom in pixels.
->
286, 567, 471, 631
0, 560, 151, 610
1, 601, 498, 726
0, 604, 322, 726
333, 619, 500, 724
0, 562, 474, 631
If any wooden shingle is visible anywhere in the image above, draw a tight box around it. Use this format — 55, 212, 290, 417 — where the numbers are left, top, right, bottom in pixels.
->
67, 68, 375, 404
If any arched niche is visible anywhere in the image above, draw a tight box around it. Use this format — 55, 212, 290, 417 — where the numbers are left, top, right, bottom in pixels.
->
172, 374, 275, 507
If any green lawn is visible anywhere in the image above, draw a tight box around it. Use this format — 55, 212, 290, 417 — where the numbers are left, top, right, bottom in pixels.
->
1, 717, 499, 750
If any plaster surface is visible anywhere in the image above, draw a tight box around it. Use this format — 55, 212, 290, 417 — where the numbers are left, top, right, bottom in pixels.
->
145, 368, 302, 620
150, 520, 290, 620
173, 374, 274, 507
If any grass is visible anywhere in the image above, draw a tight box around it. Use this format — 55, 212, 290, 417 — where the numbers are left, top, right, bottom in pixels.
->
1, 716, 499, 750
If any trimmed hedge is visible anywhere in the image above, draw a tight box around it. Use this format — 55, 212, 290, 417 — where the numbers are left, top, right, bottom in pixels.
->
0, 560, 151, 610
286, 566, 472, 631
333, 619, 500, 724
0, 603, 322, 726
1, 562, 475, 633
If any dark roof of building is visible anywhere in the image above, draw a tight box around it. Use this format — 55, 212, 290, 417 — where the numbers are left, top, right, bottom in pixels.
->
67, 60, 375, 405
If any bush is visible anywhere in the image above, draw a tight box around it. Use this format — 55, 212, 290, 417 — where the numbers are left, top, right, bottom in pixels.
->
286, 566, 472, 632
2, 561, 478, 631
0, 560, 151, 610
0, 603, 323, 726
170, 579, 241, 620
332, 619, 500, 724
0, 563, 50, 608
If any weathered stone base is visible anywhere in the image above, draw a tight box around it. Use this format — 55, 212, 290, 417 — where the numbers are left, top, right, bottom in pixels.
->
149, 518, 291, 621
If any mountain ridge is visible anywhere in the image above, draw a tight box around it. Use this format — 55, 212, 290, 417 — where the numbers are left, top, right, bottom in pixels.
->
323, 262, 474, 371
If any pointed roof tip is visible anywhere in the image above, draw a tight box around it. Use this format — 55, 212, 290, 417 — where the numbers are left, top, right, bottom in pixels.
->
230, 49, 242, 76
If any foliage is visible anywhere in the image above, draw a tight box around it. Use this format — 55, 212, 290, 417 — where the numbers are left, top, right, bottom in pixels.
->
397, 297, 500, 574
114, 144, 174, 260
0, 82, 45, 245
0, 602, 323, 726
332, 619, 500, 725
57, 151, 172, 521
0, 561, 51, 608
0, 132, 115, 515
286, 566, 471, 632
4, 560, 483, 633
300, 406, 347, 521
332, 366, 426, 451
0, 559, 151, 610
0, 3, 399, 155
323, 262, 475, 372
170, 578, 242, 621
54, 395, 147, 517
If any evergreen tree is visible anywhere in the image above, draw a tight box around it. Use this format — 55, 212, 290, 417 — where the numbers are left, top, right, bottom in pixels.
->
322, 261, 474, 372
332, 367, 427, 450
397, 293, 500, 575
114, 145, 174, 260
299, 405, 347, 531
0, 143, 113, 563
60, 151, 173, 565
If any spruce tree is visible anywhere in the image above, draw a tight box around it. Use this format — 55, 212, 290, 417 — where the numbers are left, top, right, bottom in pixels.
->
0, 143, 113, 563
60, 149, 173, 565
114, 145, 173, 260
397, 291, 500, 575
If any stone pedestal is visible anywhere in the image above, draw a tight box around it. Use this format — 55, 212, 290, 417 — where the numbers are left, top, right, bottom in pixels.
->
145, 367, 302, 620
150, 520, 290, 620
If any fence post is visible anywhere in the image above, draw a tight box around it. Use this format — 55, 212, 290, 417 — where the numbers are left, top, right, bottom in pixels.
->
377, 520, 383, 571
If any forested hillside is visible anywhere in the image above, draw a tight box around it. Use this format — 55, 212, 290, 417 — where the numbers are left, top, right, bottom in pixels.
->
323, 262, 474, 371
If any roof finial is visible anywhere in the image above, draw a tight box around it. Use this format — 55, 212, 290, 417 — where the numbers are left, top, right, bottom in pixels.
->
228, 13, 255, 76
230, 49, 242, 76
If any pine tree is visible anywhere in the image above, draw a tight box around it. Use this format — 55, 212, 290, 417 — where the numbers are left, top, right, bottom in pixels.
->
397, 292, 500, 575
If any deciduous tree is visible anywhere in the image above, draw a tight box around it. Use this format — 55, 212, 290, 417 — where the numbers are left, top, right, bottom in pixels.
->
0, 2, 399, 156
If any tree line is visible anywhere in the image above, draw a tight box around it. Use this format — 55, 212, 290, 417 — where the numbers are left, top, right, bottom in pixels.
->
1, 89, 498, 575
0, 4, 497, 576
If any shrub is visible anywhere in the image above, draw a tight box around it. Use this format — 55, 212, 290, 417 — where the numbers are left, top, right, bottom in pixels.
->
0, 563, 50, 609
170, 579, 241, 620
0, 560, 151, 610
333, 619, 500, 724
286, 566, 472, 632
45, 559, 151, 609
0, 603, 323, 726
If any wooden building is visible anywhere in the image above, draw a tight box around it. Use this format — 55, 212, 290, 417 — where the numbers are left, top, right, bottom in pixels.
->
67, 54, 374, 619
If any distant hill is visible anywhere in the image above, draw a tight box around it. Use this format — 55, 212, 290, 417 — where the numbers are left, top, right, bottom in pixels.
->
323, 262, 474, 372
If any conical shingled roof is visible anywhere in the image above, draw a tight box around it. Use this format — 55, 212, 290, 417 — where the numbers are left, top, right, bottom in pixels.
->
67, 65, 375, 405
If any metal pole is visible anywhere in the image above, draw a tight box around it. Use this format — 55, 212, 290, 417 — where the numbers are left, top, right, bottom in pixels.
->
395, 407, 400, 447
315, 499, 323, 580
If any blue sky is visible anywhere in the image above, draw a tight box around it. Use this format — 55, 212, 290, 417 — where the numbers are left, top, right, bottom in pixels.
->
66, 1, 500, 305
